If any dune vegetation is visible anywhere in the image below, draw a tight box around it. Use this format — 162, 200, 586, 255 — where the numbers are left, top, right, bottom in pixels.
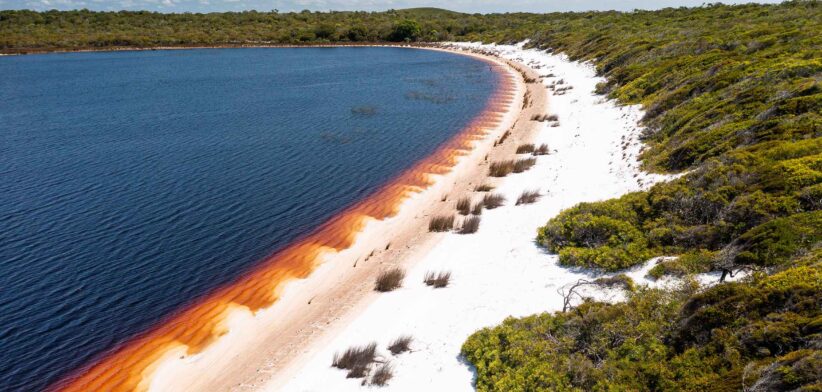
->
462, 2, 822, 391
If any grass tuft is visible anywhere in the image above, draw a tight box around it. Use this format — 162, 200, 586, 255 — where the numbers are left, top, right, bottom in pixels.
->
471, 202, 483, 215
533, 143, 550, 155
374, 268, 405, 292
332, 342, 377, 378
428, 214, 455, 232
516, 189, 541, 205
369, 363, 393, 386
456, 197, 471, 215
513, 158, 537, 173
474, 183, 494, 192
482, 193, 506, 209
424, 271, 452, 288
516, 143, 535, 154
459, 216, 481, 234
387, 335, 413, 355
489, 160, 515, 177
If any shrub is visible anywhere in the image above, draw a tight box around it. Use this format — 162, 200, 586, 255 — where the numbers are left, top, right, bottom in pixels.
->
647, 251, 715, 279
332, 342, 377, 378
471, 202, 483, 215
369, 363, 393, 386
516, 143, 535, 154
482, 193, 506, 209
515, 189, 541, 205
459, 216, 481, 234
474, 184, 494, 192
424, 271, 452, 288
456, 197, 471, 215
513, 158, 537, 173
374, 268, 405, 292
489, 160, 514, 177
387, 335, 413, 355
428, 215, 454, 232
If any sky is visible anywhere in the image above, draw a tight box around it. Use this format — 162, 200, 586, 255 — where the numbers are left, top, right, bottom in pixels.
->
0, 0, 783, 13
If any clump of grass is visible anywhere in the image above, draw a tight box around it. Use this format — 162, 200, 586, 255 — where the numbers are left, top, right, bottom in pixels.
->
489, 160, 515, 177
482, 193, 506, 209
424, 271, 452, 288
516, 143, 535, 154
513, 158, 537, 173
332, 342, 377, 378
497, 129, 512, 145
531, 114, 559, 122
459, 216, 481, 234
369, 363, 393, 386
533, 143, 550, 155
471, 202, 483, 215
387, 335, 413, 355
516, 189, 541, 205
374, 268, 405, 292
456, 197, 471, 215
428, 215, 455, 232
474, 184, 494, 192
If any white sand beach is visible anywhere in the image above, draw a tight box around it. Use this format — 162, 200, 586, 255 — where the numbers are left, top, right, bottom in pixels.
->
263, 42, 677, 391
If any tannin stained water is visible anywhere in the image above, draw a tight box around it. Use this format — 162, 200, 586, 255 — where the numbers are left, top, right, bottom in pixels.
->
0, 47, 510, 391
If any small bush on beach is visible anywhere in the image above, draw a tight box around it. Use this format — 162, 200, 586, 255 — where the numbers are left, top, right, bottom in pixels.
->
332, 342, 377, 378
513, 158, 537, 173
387, 335, 413, 355
482, 193, 506, 209
456, 197, 471, 215
474, 184, 494, 192
374, 268, 405, 292
533, 144, 550, 155
489, 160, 514, 177
516, 143, 535, 154
531, 114, 559, 122
459, 216, 481, 234
428, 215, 455, 232
424, 271, 452, 288
369, 363, 393, 386
471, 202, 483, 215
516, 190, 541, 205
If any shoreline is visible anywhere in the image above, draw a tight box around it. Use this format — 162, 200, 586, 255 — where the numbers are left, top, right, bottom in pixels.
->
52, 46, 532, 391
268, 42, 675, 391
0, 42, 443, 56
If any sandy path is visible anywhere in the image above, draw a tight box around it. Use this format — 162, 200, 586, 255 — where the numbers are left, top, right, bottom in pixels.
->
147, 47, 543, 391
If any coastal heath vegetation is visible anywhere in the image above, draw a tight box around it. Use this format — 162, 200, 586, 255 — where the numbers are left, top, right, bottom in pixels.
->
464, 2, 822, 391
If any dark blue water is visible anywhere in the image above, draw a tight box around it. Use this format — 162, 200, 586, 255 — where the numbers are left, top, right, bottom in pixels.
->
0, 47, 498, 391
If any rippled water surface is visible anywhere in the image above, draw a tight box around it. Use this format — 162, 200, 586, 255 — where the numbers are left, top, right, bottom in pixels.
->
0, 47, 498, 390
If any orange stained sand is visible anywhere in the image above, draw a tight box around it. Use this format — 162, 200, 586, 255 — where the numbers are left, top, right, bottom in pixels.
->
52, 59, 517, 392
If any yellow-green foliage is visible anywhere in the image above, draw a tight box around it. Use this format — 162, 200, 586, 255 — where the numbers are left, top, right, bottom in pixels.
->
463, 3, 821, 389
463, 264, 822, 391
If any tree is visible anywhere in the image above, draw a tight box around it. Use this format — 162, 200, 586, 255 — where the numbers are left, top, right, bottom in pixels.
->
388, 19, 421, 42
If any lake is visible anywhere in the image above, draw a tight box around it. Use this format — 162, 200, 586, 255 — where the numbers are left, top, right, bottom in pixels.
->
0, 47, 499, 390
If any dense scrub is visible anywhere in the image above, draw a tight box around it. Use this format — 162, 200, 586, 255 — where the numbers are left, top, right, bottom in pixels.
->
462, 265, 821, 391
465, 2, 821, 390
531, 1, 822, 273
0, 7, 509, 52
